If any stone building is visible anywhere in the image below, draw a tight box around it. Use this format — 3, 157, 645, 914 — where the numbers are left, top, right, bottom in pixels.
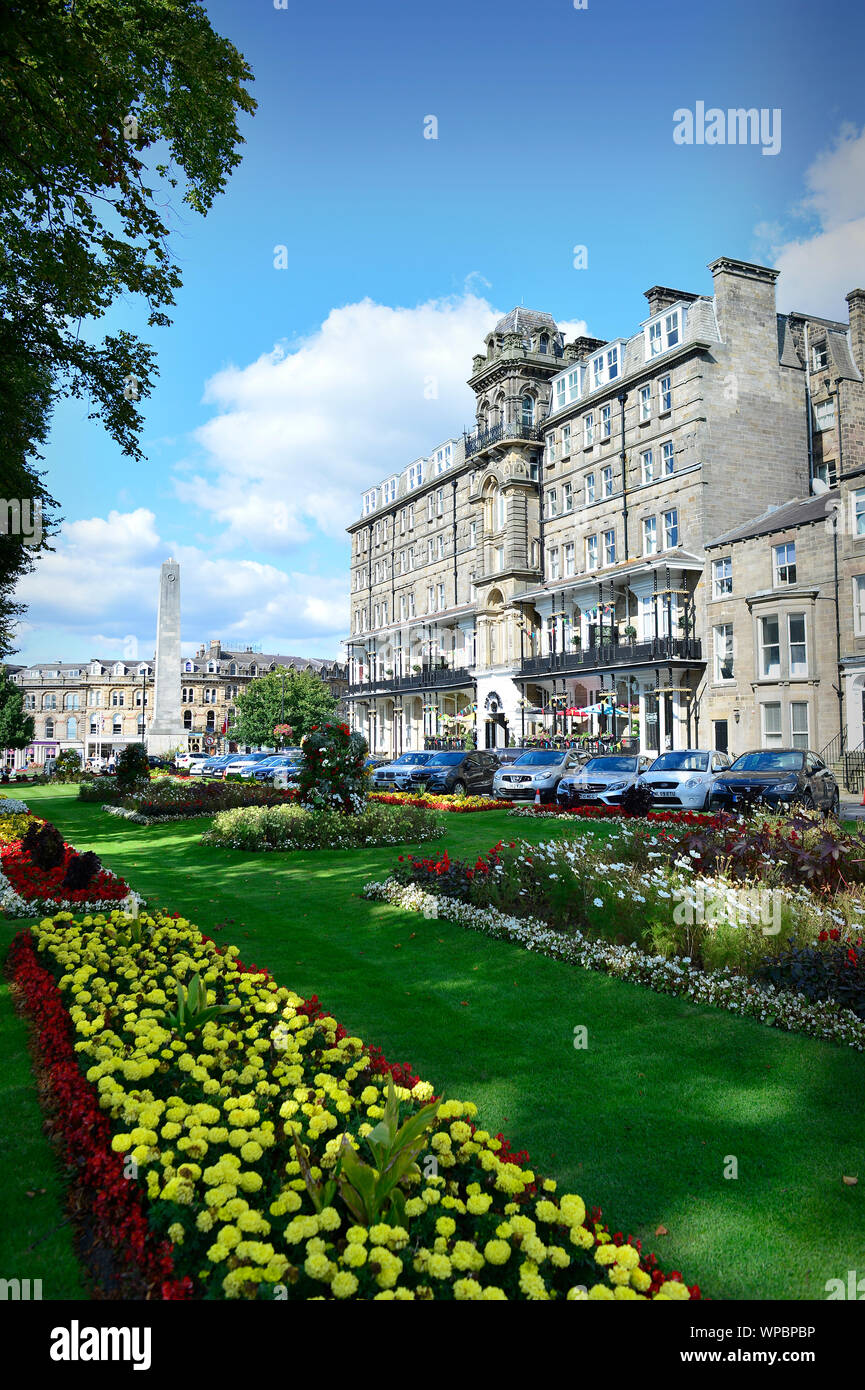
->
347, 259, 863, 758
4, 640, 348, 768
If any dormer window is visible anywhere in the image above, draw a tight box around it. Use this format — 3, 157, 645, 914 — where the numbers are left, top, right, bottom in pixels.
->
184, 661, 193, 672
113, 663, 124, 676
362, 489, 377, 516
538, 333, 549, 354
812, 342, 829, 371
382, 477, 397, 506
408, 461, 424, 490
645, 307, 683, 359
555, 378, 566, 409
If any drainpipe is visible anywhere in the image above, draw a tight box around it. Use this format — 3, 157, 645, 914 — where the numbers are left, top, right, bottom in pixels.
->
537, 446, 546, 581
617, 391, 629, 558
833, 377, 845, 751
804, 322, 815, 489
451, 479, 458, 607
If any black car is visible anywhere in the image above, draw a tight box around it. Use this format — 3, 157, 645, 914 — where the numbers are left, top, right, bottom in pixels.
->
405, 750, 501, 796
710, 748, 839, 814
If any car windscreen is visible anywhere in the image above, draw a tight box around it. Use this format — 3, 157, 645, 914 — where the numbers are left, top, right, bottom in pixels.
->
729, 751, 804, 772
649, 752, 710, 772
511, 752, 566, 767
393, 753, 434, 765
425, 753, 465, 765
581, 757, 638, 773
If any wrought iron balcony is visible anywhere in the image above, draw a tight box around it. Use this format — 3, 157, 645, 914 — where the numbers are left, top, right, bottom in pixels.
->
520, 636, 703, 678
463, 420, 543, 459
348, 663, 475, 696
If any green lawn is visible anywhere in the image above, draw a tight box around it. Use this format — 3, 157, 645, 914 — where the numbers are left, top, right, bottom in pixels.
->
2, 784, 863, 1301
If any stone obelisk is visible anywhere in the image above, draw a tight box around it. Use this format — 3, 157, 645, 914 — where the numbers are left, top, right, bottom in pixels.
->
146, 558, 187, 756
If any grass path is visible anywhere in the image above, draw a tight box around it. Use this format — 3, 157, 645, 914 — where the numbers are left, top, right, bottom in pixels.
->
2, 785, 863, 1300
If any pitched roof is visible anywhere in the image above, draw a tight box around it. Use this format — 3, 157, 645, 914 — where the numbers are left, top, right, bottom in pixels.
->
705, 490, 837, 548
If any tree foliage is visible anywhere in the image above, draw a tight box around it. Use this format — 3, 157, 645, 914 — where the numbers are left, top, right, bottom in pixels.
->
233, 668, 338, 747
0, 665, 34, 750
0, 0, 256, 652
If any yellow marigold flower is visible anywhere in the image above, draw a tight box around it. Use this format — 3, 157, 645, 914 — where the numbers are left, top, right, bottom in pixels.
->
331, 1271, 358, 1299
346, 1226, 368, 1244
630, 1269, 652, 1293
483, 1239, 511, 1266
559, 1194, 586, 1228
404, 1198, 426, 1219
482, 1286, 508, 1300
614, 1286, 644, 1299
569, 1224, 594, 1250
435, 1216, 456, 1238
453, 1278, 482, 1300
594, 1243, 619, 1267
567, 1286, 589, 1300
318, 1207, 341, 1232
304, 1253, 333, 1282
342, 1244, 367, 1269
240, 1141, 263, 1163
549, 1246, 570, 1269
449, 1121, 472, 1143
426, 1253, 452, 1279
587, 1283, 615, 1300
167, 1223, 185, 1244
608, 1264, 632, 1287
654, 1279, 690, 1301
534, 1200, 559, 1224
614, 1244, 640, 1271
466, 1194, 492, 1216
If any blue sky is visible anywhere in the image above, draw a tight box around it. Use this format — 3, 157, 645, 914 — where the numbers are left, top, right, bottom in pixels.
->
16, 0, 865, 663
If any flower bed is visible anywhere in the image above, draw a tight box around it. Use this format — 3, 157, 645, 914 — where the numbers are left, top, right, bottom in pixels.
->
0, 819, 138, 917
365, 878, 865, 1051
508, 803, 725, 828
202, 800, 446, 852
370, 792, 512, 813
82, 777, 299, 821
9, 905, 699, 1300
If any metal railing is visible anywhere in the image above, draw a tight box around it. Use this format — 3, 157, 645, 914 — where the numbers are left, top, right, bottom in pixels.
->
463, 420, 543, 458
348, 664, 474, 695
520, 636, 703, 677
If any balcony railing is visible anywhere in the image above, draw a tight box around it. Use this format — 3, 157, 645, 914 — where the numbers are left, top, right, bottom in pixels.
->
348, 663, 475, 696
463, 420, 543, 459
520, 636, 703, 678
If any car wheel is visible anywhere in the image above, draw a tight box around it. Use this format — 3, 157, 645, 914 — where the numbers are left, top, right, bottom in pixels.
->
702, 787, 713, 811
799, 789, 814, 812
452, 779, 467, 796
829, 787, 840, 818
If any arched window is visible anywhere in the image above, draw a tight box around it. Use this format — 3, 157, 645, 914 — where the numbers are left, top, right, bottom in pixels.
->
229, 663, 237, 676
206, 710, 215, 732
538, 333, 549, 355
112, 715, 122, 735
183, 710, 192, 730
45, 718, 54, 738
64, 692, 79, 710
66, 717, 77, 739
137, 713, 145, 732
521, 394, 534, 427
89, 716, 99, 735
184, 661, 193, 673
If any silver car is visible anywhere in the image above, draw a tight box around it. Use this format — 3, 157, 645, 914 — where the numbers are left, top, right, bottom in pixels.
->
493, 749, 582, 803
557, 754, 652, 808
371, 751, 439, 790
640, 749, 731, 810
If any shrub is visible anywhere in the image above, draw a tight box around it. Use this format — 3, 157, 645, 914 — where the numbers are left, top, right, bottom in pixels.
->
61, 850, 102, 892
115, 742, 151, 789
202, 800, 444, 852
620, 781, 654, 817
297, 723, 368, 815
21, 819, 65, 871
54, 749, 83, 781
757, 938, 865, 1020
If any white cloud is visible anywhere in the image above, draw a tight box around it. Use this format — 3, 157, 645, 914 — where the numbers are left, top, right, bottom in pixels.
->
762, 124, 865, 317
180, 292, 587, 551
14, 509, 349, 660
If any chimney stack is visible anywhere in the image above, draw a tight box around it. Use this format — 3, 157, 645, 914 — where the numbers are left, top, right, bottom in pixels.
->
644, 286, 699, 317
846, 289, 865, 374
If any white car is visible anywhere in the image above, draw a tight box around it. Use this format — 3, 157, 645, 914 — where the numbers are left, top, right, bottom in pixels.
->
640, 749, 731, 810
223, 751, 277, 777
174, 752, 209, 771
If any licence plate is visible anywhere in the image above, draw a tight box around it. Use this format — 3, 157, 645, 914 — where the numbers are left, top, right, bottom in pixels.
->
654, 790, 676, 798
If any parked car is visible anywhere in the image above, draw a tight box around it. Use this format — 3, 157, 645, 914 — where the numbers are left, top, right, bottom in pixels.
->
250, 753, 304, 784
710, 749, 839, 814
493, 749, 582, 803
236, 749, 300, 780
404, 750, 502, 796
174, 751, 209, 772
639, 749, 731, 810
222, 751, 277, 777
371, 752, 439, 790
199, 755, 237, 779
556, 753, 653, 808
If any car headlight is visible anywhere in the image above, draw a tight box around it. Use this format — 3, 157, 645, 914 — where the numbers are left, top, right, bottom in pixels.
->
684, 777, 704, 787
605, 781, 627, 791
769, 778, 798, 792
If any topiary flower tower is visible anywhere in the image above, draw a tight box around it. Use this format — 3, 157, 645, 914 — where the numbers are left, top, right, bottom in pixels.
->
297, 723, 369, 815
